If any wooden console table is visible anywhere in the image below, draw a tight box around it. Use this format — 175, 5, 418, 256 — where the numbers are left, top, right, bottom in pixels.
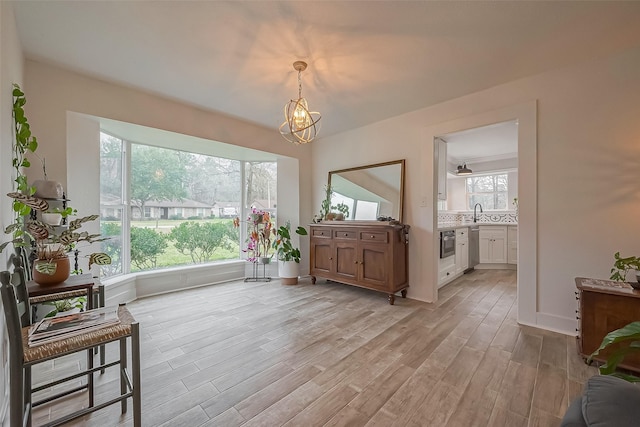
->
309, 222, 409, 305
575, 277, 640, 372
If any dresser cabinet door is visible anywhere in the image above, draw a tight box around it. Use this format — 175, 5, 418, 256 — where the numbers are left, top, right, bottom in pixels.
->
311, 239, 333, 274
335, 243, 358, 280
359, 243, 389, 290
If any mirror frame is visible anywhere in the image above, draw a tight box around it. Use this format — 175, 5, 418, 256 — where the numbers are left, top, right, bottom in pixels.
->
328, 159, 405, 223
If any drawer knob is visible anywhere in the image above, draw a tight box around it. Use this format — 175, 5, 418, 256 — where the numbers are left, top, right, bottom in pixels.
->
329, 257, 333, 260
354, 261, 358, 264
344, 233, 348, 236
370, 235, 375, 238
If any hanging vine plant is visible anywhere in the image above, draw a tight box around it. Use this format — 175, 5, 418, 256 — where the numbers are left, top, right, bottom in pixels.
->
0, 84, 39, 254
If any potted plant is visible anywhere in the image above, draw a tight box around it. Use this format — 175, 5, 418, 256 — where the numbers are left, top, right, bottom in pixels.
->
610, 252, 640, 289
233, 208, 274, 263
7, 192, 111, 285
273, 222, 308, 285
588, 321, 640, 382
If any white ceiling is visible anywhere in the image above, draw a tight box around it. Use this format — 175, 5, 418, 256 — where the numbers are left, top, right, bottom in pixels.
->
443, 120, 518, 165
11, 1, 640, 141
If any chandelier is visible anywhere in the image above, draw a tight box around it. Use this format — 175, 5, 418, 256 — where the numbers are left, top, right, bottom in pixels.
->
279, 61, 321, 145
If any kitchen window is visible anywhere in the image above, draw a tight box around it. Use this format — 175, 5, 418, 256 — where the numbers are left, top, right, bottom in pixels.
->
466, 173, 508, 210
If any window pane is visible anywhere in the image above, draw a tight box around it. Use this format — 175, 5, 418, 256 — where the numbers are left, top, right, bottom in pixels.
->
100, 133, 123, 204
355, 201, 379, 219
245, 162, 277, 215
100, 133, 124, 278
130, 145, 243, 270
101, 214, 123, 277
466, 174, 509, 210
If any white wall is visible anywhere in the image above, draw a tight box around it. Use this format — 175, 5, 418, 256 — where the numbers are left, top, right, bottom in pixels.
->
312, 45, 640, 335
0, 3, 24, 425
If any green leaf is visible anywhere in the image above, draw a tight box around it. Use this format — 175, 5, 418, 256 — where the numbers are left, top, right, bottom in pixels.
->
35, 261, 58, 275
588, 322, 640, 373
88, 253, 112, 269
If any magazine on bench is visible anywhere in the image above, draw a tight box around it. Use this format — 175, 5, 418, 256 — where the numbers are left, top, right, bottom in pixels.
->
28, 306, 120, 346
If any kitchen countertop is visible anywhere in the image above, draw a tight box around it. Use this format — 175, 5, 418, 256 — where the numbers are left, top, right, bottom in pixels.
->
437, 222, 518, 230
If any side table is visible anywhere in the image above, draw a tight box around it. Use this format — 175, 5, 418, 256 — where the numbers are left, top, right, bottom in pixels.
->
575, 277, 640, 372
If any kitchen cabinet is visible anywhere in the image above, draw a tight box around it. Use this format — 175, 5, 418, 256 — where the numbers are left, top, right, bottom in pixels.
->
436, 138, 447, 201
479, 226, 507, 264
438, 255, 455, 288
455, 227, 469, 274
575, 277, 640, 372
507, 226, 518, 265
309, 223, 409, 304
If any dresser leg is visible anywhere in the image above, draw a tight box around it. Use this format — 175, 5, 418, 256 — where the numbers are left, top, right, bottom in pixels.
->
311, 276, 316, 285
401, 289, 407, 298
388, 294, 395, 305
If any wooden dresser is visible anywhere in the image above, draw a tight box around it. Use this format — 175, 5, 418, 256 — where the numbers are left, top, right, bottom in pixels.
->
309, 222, 409, 304
575, 277, 640, 372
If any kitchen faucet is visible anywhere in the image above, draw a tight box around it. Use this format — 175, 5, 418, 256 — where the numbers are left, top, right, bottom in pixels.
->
473, 203, 483, 223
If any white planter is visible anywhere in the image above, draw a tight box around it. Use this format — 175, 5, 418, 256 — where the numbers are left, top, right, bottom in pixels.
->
278, 260, 300, 285
42, 212, 63, 225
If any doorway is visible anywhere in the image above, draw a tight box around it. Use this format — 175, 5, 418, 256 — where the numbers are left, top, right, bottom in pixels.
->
435, 120, 519, 288
424, 101, 537, 327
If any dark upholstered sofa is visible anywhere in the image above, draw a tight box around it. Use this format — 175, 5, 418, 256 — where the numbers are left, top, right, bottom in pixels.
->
561, 375, 640, 426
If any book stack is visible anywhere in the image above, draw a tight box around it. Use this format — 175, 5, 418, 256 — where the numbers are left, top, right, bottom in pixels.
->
28, 306, 120, 347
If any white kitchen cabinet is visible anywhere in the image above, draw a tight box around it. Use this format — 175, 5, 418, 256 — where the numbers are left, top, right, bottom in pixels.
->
507, 226, 518, 265
436, 138, 447, 201
479, 226, 507, 264
438, 255, 455, 288
455, 227, 469, 274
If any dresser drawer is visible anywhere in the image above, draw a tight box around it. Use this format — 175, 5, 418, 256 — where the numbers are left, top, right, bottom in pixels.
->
334, 230, 357, 240
360, 231, 388, 243
312, 228, 332, 238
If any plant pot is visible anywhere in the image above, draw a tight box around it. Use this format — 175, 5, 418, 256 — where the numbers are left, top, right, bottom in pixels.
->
33, 257, 71, 286
279, 260, 299, 285
41, 212, 62, 226
32, 179, 64, 199
633, 271, 640, 289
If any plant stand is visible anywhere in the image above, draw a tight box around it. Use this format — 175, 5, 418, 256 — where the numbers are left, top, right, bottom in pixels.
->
244, 260, 271, 282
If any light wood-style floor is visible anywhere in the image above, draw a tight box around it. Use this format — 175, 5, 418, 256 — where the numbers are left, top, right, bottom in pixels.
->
31, 269, 596, 426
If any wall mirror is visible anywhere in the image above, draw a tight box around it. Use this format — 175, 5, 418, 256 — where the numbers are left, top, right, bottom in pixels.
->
328, 159, 405, 222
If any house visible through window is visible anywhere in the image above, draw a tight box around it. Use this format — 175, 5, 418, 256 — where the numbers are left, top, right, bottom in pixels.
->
466, 173, 508, 210
99, 131, 277, 278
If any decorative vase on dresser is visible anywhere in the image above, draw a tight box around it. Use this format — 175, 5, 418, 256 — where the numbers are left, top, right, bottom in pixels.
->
309, 222, 409, 304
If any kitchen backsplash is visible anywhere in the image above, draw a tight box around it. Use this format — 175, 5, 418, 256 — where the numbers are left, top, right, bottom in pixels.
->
438, 211, 518, 224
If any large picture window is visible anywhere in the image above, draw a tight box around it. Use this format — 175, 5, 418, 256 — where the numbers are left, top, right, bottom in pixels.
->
99, 132, 276, 277
466, 174, 508, 210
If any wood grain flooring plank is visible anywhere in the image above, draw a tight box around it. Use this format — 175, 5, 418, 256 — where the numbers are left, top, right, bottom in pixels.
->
157, 405, 210, 427
487, 405, 529, 427
531, 364, 569, 418
240, 380, 324, 427
199, 407, 246, 427
281, 383, 359, 427
494, 360, 537, 418
200, 362, 293, 419
540, 333, 568, 370
235, 364, 323, 420
347, 363, 414, 417
511, 331, 543, 367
